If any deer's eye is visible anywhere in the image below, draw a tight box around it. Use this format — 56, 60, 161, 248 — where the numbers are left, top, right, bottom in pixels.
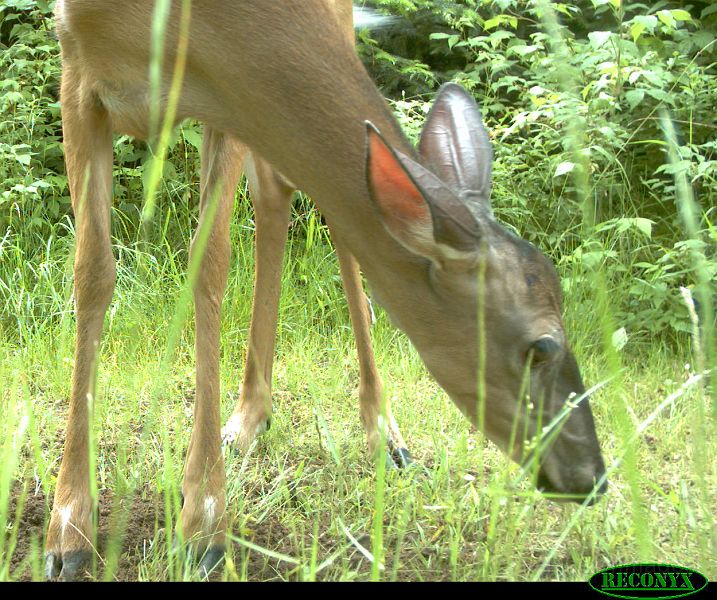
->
529, 336, 561, 365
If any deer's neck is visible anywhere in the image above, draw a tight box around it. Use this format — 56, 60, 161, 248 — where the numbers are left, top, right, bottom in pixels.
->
204, 2, 431, 335
225, 22, 421, 297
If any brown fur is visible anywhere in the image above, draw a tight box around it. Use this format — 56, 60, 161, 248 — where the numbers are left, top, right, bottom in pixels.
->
47, 0, 408, 579
46, 0, 605, 580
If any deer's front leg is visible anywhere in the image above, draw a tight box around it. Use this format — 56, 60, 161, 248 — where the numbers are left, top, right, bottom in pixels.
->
333, 240, 411, 467
222, 153, 293, 452
45, 70, 116, 581
180, 128, 243, 575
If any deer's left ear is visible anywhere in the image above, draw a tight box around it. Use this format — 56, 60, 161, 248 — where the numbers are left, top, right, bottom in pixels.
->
418, 83, 493, 211
365, 122, 481, 265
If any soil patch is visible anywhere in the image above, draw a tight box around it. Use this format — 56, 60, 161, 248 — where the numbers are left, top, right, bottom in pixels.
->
8, 483, 162, 581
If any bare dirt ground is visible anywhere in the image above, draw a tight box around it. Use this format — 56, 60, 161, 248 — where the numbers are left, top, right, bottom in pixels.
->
9, 484, 162, 581
8, 483, 415, 581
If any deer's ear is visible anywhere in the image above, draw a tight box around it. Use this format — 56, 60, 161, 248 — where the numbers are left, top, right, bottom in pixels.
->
365, 122, 481, 264
418, 83, 493, 210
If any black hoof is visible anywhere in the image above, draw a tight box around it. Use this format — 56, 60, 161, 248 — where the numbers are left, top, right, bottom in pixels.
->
172, 535, 225, 578
222, 416, 272, 455
388, 442, 413, 469
45, 550, 91, 581
45, 553, 60, 580
198, 546, 225, 578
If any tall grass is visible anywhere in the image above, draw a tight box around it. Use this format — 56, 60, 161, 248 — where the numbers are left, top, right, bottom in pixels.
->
0, 0, 715, 582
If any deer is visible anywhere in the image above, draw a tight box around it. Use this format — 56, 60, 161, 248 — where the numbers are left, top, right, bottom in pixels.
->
46, 0, 608, 581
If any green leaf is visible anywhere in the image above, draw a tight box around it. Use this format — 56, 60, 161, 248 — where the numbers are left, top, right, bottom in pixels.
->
0, 79, 21, 90
3, 91, 24, 104
483, 15, 517, 31
670, 9, 692, 21
634, 15, 658, 30
510, 44, 539, 56
181, 127, 202, 151
625, 89, 644, 109
588, 31, 612, 49
554, 161, 575, 177
630, 22, 646, 42
631, 15, 657, 41
430, 32, 461, 49
4, 0, 36, 8
645, 88, 670, 103
611, 327, 628, 352
488, 30, 514, 45
634, 218, 653, 238
657, 10, 676, 29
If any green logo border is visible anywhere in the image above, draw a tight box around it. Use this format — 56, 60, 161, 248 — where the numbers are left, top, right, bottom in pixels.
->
589, 563, 708, 600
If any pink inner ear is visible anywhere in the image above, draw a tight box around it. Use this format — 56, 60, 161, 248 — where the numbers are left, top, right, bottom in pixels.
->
368, 131, 429, 223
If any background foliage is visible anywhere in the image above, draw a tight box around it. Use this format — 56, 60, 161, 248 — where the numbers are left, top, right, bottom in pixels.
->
1, 0, 716, 343
359, 0, 717, 341
1, 0, 715, 583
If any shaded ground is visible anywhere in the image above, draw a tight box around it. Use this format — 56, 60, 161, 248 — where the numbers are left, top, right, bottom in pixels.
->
9, 484, 162, 581
7, 480, 460, 581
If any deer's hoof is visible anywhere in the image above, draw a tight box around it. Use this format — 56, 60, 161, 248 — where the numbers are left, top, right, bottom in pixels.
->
172, 535, 225, 578
45, 549, 91, 581
385, 438, 413, 469
198, 546, 225, 578
390, 445, 413, 468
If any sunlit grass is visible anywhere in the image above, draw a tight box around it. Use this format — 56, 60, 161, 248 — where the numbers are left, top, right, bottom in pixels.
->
0, 177, 714, 579
0, 0, 715, 583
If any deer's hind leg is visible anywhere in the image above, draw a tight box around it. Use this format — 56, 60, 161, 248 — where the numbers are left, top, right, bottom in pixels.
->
217, 151, 411, 466
221, 153, 293, 452
180, 127, 245, 575
45, 65, 116, 581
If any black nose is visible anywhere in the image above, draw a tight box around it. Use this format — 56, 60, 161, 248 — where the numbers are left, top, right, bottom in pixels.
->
580, 478, 608, 506
536, 471, 608, 505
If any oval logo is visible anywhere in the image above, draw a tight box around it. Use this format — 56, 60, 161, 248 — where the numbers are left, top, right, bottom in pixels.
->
589, 564, 708, 599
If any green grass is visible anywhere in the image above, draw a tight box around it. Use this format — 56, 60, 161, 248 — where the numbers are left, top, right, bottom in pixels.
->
0, 183, 714, 581
1, 0, 715, 583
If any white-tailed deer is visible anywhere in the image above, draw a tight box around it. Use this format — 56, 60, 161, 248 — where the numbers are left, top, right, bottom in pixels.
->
47, 0, 607, 581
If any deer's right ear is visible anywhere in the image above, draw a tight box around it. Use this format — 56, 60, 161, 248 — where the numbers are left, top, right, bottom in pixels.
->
365, 123, 435, 256
365, 122, 481, 265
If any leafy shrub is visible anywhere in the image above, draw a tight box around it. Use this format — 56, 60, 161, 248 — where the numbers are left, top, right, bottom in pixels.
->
364, 0, 717, 340
1, 0, 715, 344
1, 1, 63, 238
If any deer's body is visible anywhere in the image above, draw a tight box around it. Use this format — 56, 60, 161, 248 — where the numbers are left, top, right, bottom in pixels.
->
47, 0, 607, 580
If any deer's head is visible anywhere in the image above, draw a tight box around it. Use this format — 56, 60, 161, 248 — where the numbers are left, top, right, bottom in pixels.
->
366, 83, 607, 503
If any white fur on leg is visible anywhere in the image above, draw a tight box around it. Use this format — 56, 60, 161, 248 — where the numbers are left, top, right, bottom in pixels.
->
58, 504, 73, 535
203, 496, 217, 528
221, 412, 269, 448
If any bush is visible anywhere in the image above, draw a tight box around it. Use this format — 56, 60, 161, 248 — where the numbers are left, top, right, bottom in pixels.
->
1, 0, 715, 344
362, 0, 717, 340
